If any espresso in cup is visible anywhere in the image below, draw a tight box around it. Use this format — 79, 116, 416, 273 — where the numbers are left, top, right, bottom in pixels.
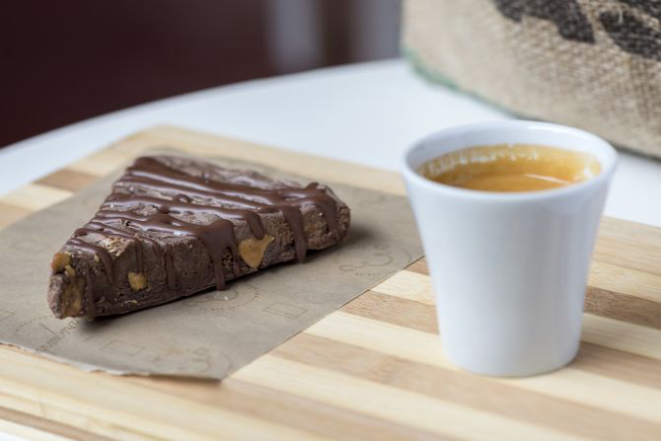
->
418, 144, 601, 192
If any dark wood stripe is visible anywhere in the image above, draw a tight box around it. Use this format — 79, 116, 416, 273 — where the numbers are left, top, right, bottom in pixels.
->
274, 333, 661, 441
131, 376, 454, 441
586, 286, 661, 330
405, 258, 428, 275
36, 169, 98, 193
343, 290, 437, 333
346, 290, 661, 389
573, 342, 661, 390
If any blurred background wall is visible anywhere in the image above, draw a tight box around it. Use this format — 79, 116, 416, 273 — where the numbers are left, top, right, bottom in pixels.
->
0, 0, 401, 148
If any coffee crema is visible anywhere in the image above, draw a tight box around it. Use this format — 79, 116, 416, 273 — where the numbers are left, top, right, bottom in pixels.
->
419, 144, 601, 192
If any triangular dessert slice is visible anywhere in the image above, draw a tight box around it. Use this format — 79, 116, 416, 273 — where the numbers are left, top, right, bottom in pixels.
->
48, 155, 350, 319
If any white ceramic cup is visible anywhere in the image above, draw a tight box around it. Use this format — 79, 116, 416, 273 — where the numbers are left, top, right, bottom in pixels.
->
402, 121, 617, 377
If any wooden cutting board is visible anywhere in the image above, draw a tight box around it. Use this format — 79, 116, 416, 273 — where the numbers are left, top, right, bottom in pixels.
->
0, 126, 660, 441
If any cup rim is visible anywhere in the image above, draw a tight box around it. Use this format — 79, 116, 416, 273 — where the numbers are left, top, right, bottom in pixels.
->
401, 120, 618, 201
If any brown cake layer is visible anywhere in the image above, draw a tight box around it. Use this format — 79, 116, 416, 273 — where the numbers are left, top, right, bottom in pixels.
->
48, 155, 350, 319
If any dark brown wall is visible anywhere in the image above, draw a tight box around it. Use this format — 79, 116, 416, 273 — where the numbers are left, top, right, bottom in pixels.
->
0, 1, 273, 148
0, 0, 400, 148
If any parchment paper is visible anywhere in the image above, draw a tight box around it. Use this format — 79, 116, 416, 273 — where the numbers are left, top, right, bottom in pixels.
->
0, 152, 422, 379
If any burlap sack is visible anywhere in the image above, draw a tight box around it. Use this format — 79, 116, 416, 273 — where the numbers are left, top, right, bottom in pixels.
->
403, 0, 661, 158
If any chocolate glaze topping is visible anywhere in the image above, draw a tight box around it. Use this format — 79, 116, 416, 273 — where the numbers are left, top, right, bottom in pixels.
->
65, 156, 340, 296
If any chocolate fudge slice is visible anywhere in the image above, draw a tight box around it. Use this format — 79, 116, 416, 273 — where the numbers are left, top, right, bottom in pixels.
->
48, 155, 350, 319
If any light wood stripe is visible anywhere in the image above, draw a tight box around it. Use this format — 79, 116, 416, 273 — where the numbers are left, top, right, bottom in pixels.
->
372, 270, 434, 305
595, 237, 661, 278
131, 376, 449, 441
0, 348, 327, 441
0, 388, 154, 441
0, 202, 31, 228
35, 169, 98, 193
303, 313, 661, 430
0, 405, 112, 441
582, 314, 661, 360
599, 217, 661, 246
0, 184, 72, 211
0, 418, 73, 441
595, 217, 661, 277
67, 149, 129, 177
234, 355, 590, 441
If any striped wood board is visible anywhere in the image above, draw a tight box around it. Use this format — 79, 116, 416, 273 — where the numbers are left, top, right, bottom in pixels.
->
0, 126, 660, 441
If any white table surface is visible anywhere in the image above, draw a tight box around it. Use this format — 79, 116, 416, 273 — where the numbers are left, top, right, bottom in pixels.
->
1, 58, 660, 229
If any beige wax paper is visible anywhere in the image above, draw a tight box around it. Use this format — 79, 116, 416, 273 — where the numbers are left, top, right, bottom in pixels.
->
0, 154, 422, 379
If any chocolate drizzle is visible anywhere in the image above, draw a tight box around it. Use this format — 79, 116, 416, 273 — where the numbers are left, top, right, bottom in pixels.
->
64, 156, 339, 297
